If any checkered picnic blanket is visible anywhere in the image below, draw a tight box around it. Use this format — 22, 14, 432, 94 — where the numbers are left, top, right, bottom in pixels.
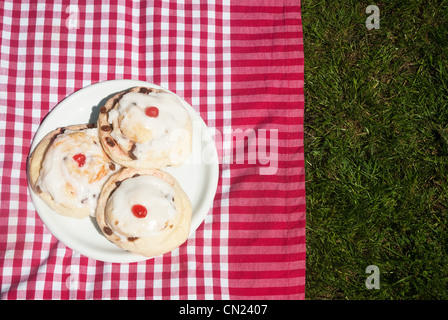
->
0, 0, 305, 299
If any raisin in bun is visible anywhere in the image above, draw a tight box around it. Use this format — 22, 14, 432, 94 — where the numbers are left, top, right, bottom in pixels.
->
95, 168, 192, 257
28, 124, 120, 219
97, 86, 192, 169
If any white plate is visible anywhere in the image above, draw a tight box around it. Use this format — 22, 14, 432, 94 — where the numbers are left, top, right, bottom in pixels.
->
27, 80, 219, 263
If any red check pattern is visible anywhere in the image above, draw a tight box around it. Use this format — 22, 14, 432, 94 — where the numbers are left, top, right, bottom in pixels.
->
0, 0, 305, 299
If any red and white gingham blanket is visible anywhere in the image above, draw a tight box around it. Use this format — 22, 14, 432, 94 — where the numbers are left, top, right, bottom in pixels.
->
0, 0, 305, 299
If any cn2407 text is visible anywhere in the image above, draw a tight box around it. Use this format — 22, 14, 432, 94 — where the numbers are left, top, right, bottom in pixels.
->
179, 304, 268, 317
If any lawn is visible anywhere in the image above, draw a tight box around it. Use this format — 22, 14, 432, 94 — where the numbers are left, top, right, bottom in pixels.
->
302, 0, 448, 299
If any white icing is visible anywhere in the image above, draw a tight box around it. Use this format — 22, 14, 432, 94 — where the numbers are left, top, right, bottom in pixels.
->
105, 175, 177, 239
37, 128, 119, 216
107, 109, 119, 124
109, 91, 189, 160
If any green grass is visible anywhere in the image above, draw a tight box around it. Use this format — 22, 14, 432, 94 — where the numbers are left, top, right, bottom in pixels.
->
302, 0, 448, 299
